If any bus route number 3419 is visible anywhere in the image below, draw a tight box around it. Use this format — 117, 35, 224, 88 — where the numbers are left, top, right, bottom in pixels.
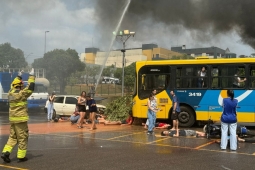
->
188, 92, 202, 96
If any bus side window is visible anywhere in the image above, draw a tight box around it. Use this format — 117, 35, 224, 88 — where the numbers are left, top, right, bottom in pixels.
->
176, 68, 181, 88
211, 68, 219, 88
250, 65, 255, 88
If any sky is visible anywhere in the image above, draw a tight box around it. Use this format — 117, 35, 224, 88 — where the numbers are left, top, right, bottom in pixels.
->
0, 0, 254, 64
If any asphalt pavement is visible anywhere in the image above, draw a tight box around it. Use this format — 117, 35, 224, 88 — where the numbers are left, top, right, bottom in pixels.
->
0, 111, 255, 170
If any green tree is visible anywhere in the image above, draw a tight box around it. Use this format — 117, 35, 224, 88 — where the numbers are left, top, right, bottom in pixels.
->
102, 65, 115, 77
32, 48, 85, 93
114, 67, 122, 80
0, 43, 27, 68
67, 71, 84, 85
124, 62, 136, 93
85, 65, 101, 84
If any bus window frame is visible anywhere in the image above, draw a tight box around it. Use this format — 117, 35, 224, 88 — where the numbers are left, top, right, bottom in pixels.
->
219, 64, 247, 89
174, 65, 209, 89
248, 64, 255, 89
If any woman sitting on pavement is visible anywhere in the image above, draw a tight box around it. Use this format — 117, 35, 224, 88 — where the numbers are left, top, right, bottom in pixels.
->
70, 104, 80, 124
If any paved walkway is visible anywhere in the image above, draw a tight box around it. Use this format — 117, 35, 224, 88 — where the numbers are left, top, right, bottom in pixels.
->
0, 117, 255, 170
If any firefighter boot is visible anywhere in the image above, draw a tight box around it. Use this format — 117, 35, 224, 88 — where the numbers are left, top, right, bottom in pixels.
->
18, 157, 28, 162
1, 152, 11, 163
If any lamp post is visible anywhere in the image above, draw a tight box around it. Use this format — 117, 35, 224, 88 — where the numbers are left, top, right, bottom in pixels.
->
25, 53, 33, 60
25, 53, 33, 64
44, 31, 50, 54
113, 30, 135, 97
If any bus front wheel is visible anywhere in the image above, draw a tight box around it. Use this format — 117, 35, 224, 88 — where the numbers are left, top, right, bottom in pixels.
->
178, 106, 195, 127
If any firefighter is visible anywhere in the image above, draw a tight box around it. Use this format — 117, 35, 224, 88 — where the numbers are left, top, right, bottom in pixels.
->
1, 68, 35, 163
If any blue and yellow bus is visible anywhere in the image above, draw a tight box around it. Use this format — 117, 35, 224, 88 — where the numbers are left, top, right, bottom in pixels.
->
132, 58, 255, 127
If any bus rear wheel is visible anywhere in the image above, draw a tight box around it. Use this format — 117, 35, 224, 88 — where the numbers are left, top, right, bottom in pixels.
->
178, 106, 195, 127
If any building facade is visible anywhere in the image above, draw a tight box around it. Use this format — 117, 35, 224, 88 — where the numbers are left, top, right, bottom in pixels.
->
81, 44, 183, 68
171, 45, 236, 59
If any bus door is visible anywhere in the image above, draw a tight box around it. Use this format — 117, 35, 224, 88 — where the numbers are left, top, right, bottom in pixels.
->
139, 98, 168, 119
137, 66, 170, 119
157, 97, 168, 119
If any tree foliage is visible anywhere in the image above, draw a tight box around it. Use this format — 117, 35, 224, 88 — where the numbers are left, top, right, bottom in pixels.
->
104, 96, 132, 121
0, 43, 27, 68
123, 62, 136, 92
32, 48, 85, 93
85, 65, 101, 84
67, 71, 84, 85
102, 65, 115, 77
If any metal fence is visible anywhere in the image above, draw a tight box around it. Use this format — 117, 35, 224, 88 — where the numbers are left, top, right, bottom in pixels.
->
48, 84, 131, 96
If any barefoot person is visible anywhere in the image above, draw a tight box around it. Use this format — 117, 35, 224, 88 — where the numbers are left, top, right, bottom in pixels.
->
86, 94, 97, 130
170, 90, 180, 133
77, 91, 86, 129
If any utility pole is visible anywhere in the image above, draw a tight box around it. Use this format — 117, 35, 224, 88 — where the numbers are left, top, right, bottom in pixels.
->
113, 30, 135, 97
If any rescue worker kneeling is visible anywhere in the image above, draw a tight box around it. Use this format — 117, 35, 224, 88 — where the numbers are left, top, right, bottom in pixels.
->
1, 68, 35, 163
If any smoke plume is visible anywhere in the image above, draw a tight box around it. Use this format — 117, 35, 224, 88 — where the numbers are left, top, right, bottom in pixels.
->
94, 0, 255, 50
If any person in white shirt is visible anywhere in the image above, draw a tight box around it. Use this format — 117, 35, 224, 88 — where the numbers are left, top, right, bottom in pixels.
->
144, 89, 157, 129
197, 67, 206, 88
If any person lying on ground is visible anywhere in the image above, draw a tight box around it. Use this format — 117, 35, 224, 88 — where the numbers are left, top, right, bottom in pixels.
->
163, 129, 255, 143
142, 122, 148, 129
104, 117, 133, 125
95, 113, 106, 124
161, 129, 206, 137
104, 111, 133, 125
142, 122, 171, 129
58, 117, 70, 122
215, 135, 255, 143
155, 123, 171, 129
237, 137, 255, 143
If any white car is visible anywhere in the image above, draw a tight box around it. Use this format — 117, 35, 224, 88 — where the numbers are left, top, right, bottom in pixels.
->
51, 95, 106, 118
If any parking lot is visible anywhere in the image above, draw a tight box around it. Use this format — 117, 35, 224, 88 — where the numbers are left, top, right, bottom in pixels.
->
0, 111, 255, 170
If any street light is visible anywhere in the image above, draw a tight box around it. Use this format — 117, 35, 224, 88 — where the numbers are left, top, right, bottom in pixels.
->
44, 31, 50, 54
25, 53, 33, 64
25, 53, 33, 60
113, 30, 135, 97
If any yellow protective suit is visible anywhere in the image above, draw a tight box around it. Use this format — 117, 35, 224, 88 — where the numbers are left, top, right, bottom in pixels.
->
2, 75, 35, 159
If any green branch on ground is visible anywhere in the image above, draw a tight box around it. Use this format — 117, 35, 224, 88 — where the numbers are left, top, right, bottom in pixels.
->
104, 96, 132, 121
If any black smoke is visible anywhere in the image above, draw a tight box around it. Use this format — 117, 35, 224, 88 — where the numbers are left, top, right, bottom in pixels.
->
94, 0, 255, 50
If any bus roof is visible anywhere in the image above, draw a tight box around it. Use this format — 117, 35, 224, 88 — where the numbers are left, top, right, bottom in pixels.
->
136, 58, 255, 66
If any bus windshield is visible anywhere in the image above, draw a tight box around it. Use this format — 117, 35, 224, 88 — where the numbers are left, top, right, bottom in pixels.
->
138, 66, 170, 100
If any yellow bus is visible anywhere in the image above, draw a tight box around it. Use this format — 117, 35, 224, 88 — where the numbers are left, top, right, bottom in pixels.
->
132, 58, 255, 127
